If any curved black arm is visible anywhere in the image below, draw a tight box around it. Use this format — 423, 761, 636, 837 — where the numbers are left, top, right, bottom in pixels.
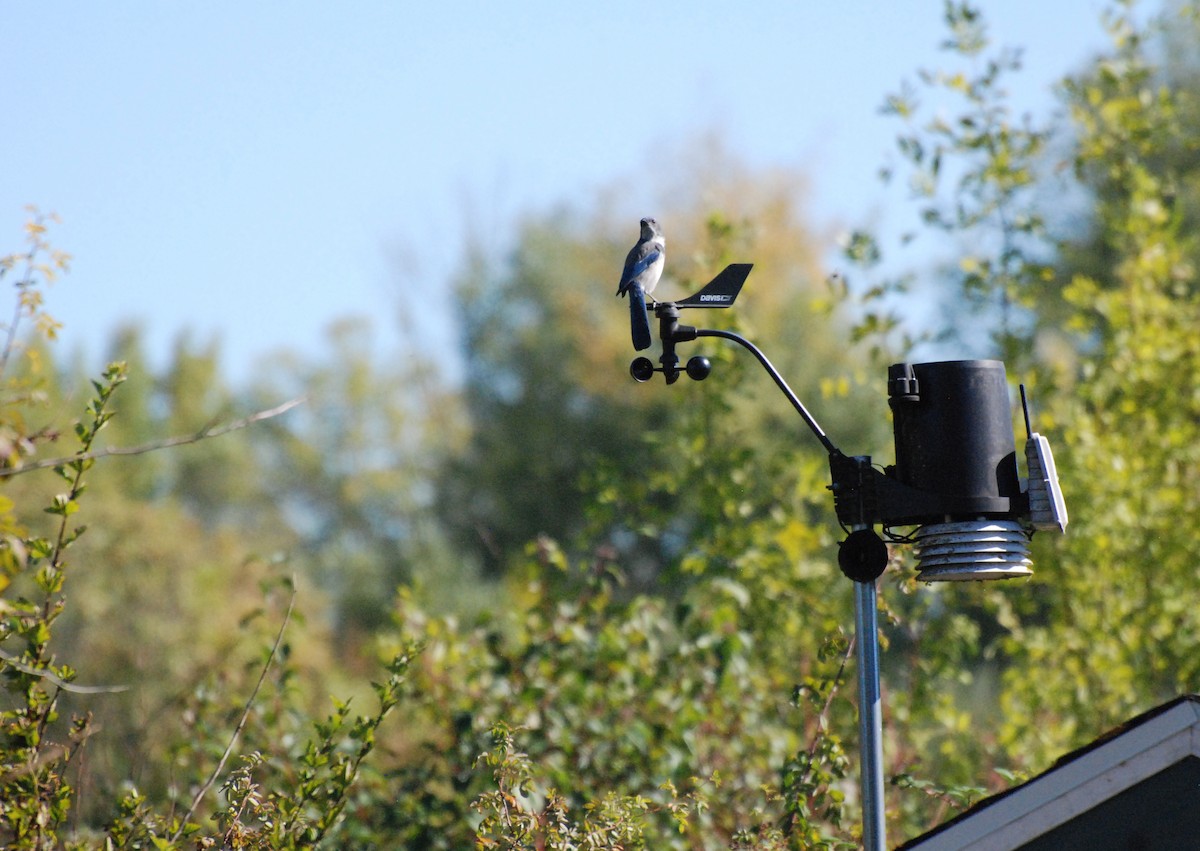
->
696, 328, 840, 456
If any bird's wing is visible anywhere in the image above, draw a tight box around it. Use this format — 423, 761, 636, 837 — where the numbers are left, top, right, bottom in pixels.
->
625, 247, 662, 285
617, 244, 643, 294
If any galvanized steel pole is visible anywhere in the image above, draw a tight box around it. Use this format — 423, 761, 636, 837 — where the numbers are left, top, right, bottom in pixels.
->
855, 577, 886, 850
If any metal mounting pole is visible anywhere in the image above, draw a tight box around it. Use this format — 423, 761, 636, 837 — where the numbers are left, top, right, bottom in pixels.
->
692, 326, 887, 846
854, 577, 886, 851
657, 315, 890, 846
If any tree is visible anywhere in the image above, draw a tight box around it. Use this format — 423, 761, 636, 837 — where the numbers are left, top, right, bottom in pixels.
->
249, 317, 472, 644
0, 214, 416, 848
440, 145, 887, 583
993, 0, 1200, 766
844, 1, 1200, 837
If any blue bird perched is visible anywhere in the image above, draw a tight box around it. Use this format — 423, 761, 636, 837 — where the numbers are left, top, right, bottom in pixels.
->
616, 217, 665, 300
616, 217, 664, 351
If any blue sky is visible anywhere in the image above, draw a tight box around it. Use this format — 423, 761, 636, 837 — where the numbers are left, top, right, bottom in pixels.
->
2, 2, 1130, 384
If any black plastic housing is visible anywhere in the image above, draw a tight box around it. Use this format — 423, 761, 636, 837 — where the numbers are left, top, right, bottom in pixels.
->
829, 360, 1028, 529
885, 359, 1022, 524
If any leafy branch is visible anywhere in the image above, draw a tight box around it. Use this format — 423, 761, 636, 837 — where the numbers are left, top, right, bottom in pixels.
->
0, 359, 127, 847
0, 209, 69, 385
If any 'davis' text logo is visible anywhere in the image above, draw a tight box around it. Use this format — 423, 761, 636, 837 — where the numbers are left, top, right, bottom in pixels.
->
699, 294, 731, 302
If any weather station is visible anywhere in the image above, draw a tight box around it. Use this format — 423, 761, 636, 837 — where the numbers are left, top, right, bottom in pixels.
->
616, 248, 1067, 851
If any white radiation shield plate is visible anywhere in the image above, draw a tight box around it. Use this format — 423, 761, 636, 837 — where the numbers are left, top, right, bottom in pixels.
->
914, 520, 1033, 581
1026, 433, 1068, 534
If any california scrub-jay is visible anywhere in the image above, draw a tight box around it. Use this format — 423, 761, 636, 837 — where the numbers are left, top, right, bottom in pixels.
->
616, 218, 664, 351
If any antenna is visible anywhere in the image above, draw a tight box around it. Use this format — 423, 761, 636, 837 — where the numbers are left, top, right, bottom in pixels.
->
1020, 383, 1033, 439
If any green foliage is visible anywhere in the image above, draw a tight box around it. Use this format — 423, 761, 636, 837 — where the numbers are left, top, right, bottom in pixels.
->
0, 212, 120, 846
873, 0, 1054, 362
249, 318, 468, 637
98, 641, 418, 849
0, 216, 429, 849
378, 549, 859, 848
848, 1, 1200, 839
991, 0, 1200, 766
1, 392, 122, 843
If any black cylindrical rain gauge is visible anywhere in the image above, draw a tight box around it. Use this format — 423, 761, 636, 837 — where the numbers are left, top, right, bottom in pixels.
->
888, 360, 1021, 508
886, 360, 1057, 581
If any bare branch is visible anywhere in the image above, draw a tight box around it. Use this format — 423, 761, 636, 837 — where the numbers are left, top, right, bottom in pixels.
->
0, 646, 129, 694
171, 578, 297, 843
0, 396, 305, 479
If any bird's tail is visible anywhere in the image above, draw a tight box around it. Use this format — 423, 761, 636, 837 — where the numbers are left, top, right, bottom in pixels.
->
628, 282, 652, 351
